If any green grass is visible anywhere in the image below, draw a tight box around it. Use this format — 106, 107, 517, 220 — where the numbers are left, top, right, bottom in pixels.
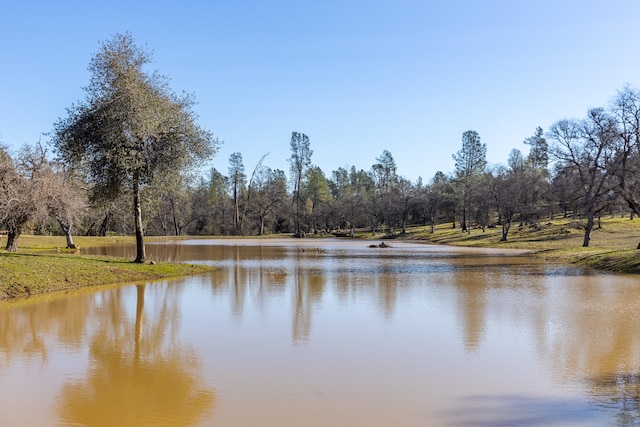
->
4, 216, 640, 300
0, 235, 213, 300
382, 216, 640, 274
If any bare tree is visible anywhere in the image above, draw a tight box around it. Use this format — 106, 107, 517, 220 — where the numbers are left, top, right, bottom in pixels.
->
609, 86, 640, 232
239, 153, 269, 234
0, 144, 68, 251
395, 177, 416, 234
40, 163, 88, 248
251, 168, 287, 235
548, 109, 618, 247
0, 148, 32, 251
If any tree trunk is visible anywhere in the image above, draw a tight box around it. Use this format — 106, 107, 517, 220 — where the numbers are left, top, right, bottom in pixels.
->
99, 211, 111, 236
582, 211, 594, 247
233, 186, 239, 233
461, 211, 467, 232
430, 210, 435, 234
133, 174, 146, 263
294, 182, 302, 237
56, 217, 76, 249
170, 196, 179, 236
84, 220, 96, 236
500, 216, 512, 242
158, 214, 168, 236
4, 226, 20, 252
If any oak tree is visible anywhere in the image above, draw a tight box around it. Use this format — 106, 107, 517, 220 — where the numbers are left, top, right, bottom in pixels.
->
53, 33, 218, 262
548, 109, 617, 247
0, 144, 62, 251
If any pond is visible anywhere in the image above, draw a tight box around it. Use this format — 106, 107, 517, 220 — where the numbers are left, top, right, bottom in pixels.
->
1, 239, 640, 426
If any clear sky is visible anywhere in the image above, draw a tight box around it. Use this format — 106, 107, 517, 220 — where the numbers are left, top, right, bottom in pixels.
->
2, 0, 639, 183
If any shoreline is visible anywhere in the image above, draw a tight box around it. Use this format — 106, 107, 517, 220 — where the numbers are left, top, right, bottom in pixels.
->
386, 217, 640, 274
2, 217, 639, 300
0, 245, 213, 301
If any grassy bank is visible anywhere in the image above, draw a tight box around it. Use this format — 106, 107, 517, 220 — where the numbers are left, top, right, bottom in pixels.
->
3, 217, 640, 300
387, 216, 640, 274
0, 235, 212, 300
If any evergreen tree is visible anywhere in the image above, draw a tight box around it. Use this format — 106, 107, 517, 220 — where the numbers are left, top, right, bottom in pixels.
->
452, 130, 486, 232
288, 132, 312, 237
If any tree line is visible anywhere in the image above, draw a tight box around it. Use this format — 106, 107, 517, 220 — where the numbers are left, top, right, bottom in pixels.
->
2, 33, 640, 260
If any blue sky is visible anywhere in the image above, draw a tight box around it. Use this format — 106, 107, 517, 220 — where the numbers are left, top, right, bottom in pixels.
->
2, 0, 639, 183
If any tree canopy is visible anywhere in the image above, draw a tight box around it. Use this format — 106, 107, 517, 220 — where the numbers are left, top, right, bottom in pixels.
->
6, 43, 640, 252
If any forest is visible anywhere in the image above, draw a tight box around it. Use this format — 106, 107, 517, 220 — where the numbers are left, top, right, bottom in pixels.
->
2, 33, 640, 256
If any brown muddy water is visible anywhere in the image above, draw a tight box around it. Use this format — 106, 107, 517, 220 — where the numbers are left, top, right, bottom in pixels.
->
1, 239, 640, 426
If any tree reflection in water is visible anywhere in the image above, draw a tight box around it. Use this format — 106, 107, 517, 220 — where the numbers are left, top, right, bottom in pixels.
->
67, 241, 640, 425
444, 394, 600, 426
57, 284, 215, 427
586, 373, 640, 426
0, 290, 93, 368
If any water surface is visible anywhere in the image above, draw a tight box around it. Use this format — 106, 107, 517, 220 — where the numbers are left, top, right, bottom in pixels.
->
1, 239, 640, 426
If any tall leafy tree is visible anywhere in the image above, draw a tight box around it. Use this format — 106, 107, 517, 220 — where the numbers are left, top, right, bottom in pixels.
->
52, 33, 219, 262
371, 150, 398, 192
452, 130, 487, 232
304, 166, 332, 233
453, 131, 487, 177
329, 166, 373, 236
371, 150, 399, 233
523, 127, 549, 171
205, 168, 230, 235
420, 171, 452, 232
288, 132, 312, 237
228, 152, 246, 234
505, 147, 549, 224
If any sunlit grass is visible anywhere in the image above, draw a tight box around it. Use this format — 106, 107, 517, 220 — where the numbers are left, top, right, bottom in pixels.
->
390, 216, 640, 273
4, 215, 640, 300
0, 235, 213, 300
